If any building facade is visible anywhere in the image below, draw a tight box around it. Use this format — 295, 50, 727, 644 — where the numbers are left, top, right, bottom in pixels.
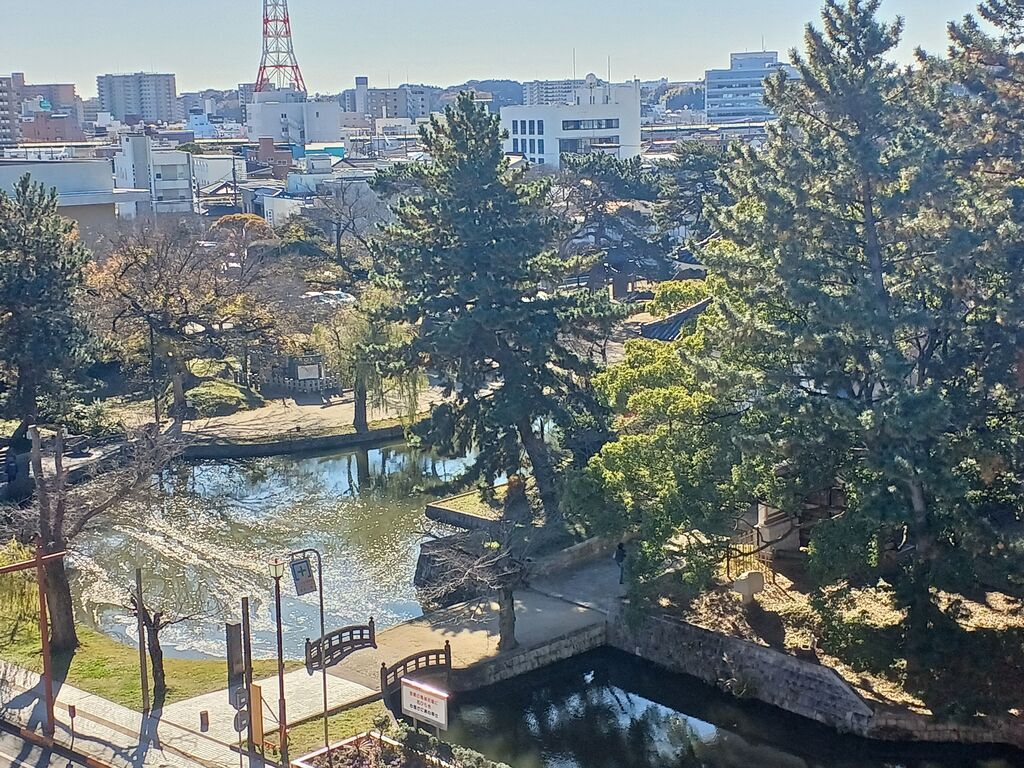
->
500, 75, 641, 169
0, 74, 24, 147
246, 88, 343, 144
704, 52, 797, 124
522, 78, 594, 106
0, 158, 148, 236
113, 133, 194, 215
97, 72, 178, 124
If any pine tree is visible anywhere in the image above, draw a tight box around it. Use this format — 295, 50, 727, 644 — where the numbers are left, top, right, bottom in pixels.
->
572, 0, 1024, 686
373, 93, 616, 517
0, 175, 90, 445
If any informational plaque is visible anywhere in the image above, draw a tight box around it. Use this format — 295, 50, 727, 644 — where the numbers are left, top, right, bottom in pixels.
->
400, 678, 449, 731
290, 556, 318, 596
296, 364, 320, 380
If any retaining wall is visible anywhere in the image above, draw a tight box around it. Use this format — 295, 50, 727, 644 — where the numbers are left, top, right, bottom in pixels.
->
452, 622, 607, 692
606, 605, 1024, 750
181, 425, 406, 459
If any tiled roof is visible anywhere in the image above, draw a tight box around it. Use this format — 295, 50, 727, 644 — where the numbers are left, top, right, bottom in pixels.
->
639, 297, 713, 341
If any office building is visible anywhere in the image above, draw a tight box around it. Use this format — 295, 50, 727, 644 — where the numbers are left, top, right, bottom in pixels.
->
341, 77, 442, 119
113, 133, 194, 215
499, 75, 641, 169
245, 87, 344, 144
704, 51, 797, 124
97, 72, 178, 124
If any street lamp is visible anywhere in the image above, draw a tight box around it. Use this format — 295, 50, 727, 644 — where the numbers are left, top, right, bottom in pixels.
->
268, 557, 289, 767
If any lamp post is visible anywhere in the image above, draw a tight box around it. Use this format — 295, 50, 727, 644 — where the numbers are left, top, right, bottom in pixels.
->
268, 557, 289, 767
284, 547, 329, 753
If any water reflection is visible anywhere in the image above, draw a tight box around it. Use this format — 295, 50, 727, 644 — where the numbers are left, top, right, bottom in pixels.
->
71, 443, 469, 658
446, 649, 1020, 768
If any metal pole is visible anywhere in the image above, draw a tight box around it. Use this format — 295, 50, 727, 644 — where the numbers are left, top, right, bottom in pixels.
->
273, 576, 288, 767
241, 597, 259, 767
136, 568, 150, 714
34, 539, 55, 740
313, 550, 329, 753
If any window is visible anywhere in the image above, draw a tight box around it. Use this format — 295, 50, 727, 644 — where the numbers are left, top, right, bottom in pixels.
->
512, 120, 518, 134
561, 118, 620, 131
538, 158, 546, 165
512, 138, 519, 152
537, 120, 544, 135
529, 139, 536, 153
538, 139, 545, 154
528, 120, 535, 135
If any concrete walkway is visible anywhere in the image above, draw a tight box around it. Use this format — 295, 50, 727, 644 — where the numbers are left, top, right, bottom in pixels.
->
159, 668, 374, 745
0, 661, 225, 768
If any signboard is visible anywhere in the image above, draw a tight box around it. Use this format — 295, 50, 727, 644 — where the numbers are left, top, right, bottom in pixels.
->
400, 678, 449, 731
225, 622, 244, 694
250, 684, 264, 744
296, 364, 321, 380
290, 556, 318, 596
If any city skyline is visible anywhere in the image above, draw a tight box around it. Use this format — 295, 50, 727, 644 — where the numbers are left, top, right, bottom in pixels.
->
3, 0, 982, 96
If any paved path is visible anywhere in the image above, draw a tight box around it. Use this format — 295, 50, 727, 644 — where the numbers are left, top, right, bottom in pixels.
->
531, 558, 625, 614
159, 668, 374, 745
0, 721, 94, 768
0, 661, 228, 768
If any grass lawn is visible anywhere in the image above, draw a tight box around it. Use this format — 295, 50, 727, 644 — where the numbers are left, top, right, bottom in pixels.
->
285, 700, 390, 759
1, 552, 291, 711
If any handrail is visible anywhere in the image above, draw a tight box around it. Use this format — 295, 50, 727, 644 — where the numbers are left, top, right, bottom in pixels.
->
380, 640, 451, 697
305, 618, 376, 672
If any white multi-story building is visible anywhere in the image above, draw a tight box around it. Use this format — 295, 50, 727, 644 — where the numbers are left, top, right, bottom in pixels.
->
192, 154, 247, 189
522, 78, 594, 106
113, 133, 194, 215
245, 87, 344, 144
97, 73, 178, 124
0, 158, 148, 235
704, 52, 798, 124
500, 75, 641, 169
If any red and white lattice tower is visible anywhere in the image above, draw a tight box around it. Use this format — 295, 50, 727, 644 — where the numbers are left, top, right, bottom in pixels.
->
255, 0, 307, 93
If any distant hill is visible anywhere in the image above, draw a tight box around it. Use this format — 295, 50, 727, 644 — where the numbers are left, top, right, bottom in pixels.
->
442, 79, 523, 108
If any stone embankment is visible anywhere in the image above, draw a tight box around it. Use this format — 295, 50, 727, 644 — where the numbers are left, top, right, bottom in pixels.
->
606, 605, 1024, 750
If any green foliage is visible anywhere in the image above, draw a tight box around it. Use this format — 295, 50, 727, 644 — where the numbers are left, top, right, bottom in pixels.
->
175, 141, 204, 154
183, 379, 263, 417
372, 92, 618, 515
653, 141, 732, 247
647, 278, 713, 317
62, 400, 121, 437
566, 0, 1024, 665
0, 175, 91, 439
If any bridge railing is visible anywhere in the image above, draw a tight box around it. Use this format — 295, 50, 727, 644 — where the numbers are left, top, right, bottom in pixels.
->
380, 640, 451, 697
305, 618, 376, 672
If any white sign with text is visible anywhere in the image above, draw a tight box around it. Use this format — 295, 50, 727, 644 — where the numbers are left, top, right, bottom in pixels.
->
400, 678, 449, 731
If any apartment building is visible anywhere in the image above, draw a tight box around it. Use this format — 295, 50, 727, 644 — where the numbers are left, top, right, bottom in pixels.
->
97, 72, 178, 124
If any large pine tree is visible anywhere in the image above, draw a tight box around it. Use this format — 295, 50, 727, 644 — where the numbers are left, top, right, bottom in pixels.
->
572, 0, 1024, 684
373, 93, 616, 516
0, 175, 90, 445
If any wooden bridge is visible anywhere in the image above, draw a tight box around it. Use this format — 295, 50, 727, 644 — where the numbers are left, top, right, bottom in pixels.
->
380, 640, 452, 697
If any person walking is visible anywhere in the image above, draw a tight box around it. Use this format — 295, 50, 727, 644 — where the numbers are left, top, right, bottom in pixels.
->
613, 542, 627, 585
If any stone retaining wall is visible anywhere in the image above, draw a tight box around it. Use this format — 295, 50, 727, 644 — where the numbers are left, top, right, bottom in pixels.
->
527, 536, 617, 578
182, 425, 406, 459
452, 623, 607, 692
606, 606, 1024, 750
423, 500, 501, 532
607, 606, 875, 733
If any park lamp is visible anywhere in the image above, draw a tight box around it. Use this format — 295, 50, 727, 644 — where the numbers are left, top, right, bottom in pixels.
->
268, 557, 286, 580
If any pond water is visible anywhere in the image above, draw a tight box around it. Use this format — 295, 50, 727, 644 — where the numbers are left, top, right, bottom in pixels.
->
70, 443, 469, 658
445, 649, 1022, 768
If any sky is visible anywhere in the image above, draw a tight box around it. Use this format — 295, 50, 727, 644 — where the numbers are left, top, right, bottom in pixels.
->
3, 0, 984, 97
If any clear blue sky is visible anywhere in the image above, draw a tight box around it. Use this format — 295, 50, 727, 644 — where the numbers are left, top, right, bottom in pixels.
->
3, 0, 983, 96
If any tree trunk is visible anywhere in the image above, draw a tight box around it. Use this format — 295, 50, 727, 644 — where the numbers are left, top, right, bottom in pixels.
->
516, 417, 559, 520
146, 624, 166, 695
904, 478, 938, 661
353, 378, 368, 433
44, 556, 79, 652
497, 585, 518, 652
